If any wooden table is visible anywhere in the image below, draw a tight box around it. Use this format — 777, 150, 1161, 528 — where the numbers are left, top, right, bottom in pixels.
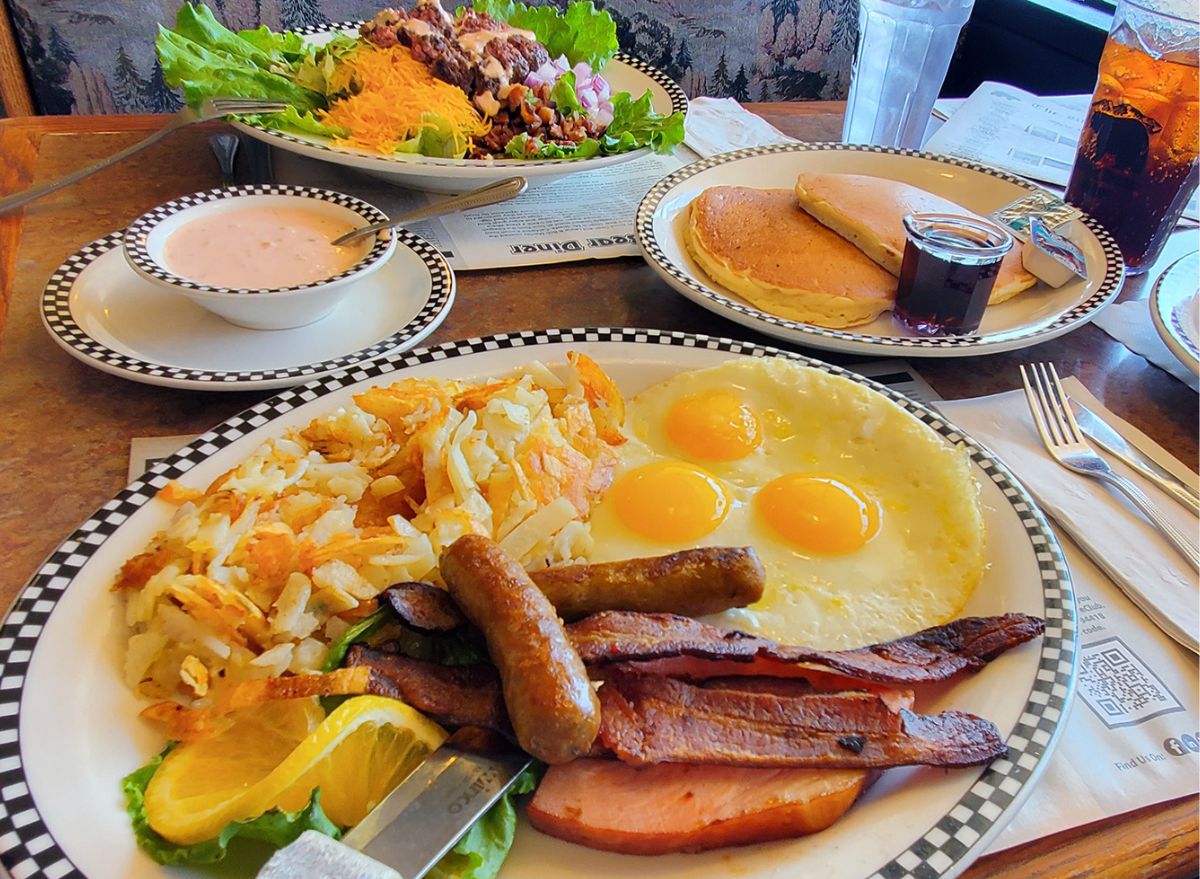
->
0, 105, 1196, 879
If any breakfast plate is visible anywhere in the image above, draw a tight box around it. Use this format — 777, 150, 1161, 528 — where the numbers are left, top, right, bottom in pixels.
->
39, 228, 454, 391
230, 23, 689, 193
1150, 251, 1200, 376
0, 328, 1075, 879
637, 143, 1125, 356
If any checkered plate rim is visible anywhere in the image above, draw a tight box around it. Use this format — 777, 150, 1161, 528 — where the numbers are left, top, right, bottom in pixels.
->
237, 21, 689, 167
122, 185, 394, 295
1153, 253, 1200, 365
39, 228, 454, 389
0, 328, 1076, 879
635, 142, 1126, 352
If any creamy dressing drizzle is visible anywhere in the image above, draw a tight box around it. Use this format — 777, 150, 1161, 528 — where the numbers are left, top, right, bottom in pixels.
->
161, 206, 371, 289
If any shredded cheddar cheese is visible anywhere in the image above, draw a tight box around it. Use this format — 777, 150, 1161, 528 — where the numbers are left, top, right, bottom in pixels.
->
320, 45, 490, 156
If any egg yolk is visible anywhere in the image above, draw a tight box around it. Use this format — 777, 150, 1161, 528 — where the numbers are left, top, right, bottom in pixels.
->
611, 461, 729, 542
756, 474, 880, 554
665, 391, 762, 462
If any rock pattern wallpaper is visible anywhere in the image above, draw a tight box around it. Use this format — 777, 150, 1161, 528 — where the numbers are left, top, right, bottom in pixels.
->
9, 0, 858, 114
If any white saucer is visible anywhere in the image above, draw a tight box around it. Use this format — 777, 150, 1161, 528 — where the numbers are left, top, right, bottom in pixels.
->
1151, 251, 1200, 377
40, 230, 455, 390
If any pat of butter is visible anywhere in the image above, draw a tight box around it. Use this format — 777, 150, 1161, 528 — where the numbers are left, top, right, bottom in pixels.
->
1022, 217, 1088, 288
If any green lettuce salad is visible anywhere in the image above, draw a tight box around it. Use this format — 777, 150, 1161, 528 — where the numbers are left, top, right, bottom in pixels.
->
156, 0, 684, 160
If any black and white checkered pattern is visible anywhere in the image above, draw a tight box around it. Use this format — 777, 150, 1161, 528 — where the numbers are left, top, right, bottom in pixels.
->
241, 20, 689, 166
635, 143, 1126, 353
40, 230, 454, 389
0, 329, 1076, 879
123, 184, 394, 294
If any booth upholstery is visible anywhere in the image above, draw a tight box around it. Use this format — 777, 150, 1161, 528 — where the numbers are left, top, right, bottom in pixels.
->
7, 0, 857, 114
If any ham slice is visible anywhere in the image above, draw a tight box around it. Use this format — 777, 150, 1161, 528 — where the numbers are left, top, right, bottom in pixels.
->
594, 673, 1007, 768
528, 758, 873, 854
570, 611, 1044, 683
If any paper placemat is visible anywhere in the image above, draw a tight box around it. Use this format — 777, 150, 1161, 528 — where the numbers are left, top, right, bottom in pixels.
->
271, 98, 793, 271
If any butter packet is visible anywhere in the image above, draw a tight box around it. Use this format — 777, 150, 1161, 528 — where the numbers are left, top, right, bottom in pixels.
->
990, 191, 1081, 242
1022, 216, 1088, 288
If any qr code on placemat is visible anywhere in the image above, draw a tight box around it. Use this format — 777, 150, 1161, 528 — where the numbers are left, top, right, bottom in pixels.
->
1078, 637, 1184, 729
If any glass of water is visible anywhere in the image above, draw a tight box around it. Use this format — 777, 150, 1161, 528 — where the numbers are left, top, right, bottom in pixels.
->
842, 0, 975, 149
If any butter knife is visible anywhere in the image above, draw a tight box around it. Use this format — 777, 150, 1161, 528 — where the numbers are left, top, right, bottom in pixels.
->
1072, 401, 1200, 516
261, 727, 531, 879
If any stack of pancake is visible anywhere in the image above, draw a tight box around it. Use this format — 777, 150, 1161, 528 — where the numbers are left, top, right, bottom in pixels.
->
685, 173, 1038, 329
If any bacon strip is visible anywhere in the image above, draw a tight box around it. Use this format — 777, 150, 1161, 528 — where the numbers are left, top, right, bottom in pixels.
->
570, 612, 1045, 684
344, 646, 512, 737
379, 582, 469, 634
594, 672, 1006, 769
373, 586, 1044, 685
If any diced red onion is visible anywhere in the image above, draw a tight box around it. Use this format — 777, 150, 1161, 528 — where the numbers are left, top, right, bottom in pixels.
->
525, 55, 614, 126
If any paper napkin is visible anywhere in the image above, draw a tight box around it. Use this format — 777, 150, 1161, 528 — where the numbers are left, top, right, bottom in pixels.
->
1092, 300, 1200, 392
682, 97, 797, 159
938, 379, 1200, 851
937, 377, 1199, 653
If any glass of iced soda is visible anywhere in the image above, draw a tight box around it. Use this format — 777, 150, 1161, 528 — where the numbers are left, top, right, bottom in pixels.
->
1065, 0, 1198, 274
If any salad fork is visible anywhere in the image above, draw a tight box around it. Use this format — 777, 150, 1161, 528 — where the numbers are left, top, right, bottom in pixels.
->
0, 97, 288, 215
1021, 362, 1200, 571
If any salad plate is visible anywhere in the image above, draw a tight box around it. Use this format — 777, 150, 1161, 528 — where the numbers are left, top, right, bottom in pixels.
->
0, 328, 1075, 879
156, 2, 689, 194
233, 38, 688, 193
637, 144, 1126, 357
1150, 251, 1200, 377
40, 227, 454, 391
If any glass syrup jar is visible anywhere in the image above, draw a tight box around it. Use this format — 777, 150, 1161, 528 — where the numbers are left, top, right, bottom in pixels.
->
894, 212, 1014, 336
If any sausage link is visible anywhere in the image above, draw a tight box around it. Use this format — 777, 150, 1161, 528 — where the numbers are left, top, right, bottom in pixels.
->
529, 547, 766, 620
440, 535, 600, 764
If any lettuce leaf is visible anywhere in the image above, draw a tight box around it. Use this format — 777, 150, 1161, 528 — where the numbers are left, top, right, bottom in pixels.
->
394, 112, 475, 159
321, 608, 389, 672
122, 747, 340, 866
236, 24, 310, 63
549, 70, 584, 118
426, 767, 542, 879
240, 104, 345, 138
293, 33, 359, 96
600, 89, 686, 154
157, 3, 326, 113
504, 133, 599, 159
466, 0, 618, 69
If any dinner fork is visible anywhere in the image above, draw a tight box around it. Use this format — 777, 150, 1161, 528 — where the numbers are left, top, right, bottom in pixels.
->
0, 97, 288, 215
1021, 362, 1200, 571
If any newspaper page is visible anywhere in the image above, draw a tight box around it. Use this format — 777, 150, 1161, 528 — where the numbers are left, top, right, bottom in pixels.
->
925, 81, 1089, 186
269, 97, 804, 271
273, 148, 686, 271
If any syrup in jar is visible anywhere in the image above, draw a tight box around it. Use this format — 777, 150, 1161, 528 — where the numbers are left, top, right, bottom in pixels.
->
893, 213, 1013, 336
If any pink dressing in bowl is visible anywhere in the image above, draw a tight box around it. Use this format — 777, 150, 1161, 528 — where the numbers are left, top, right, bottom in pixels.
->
161, 204, 371, 289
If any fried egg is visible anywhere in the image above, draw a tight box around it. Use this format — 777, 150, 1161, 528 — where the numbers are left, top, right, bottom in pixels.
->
587, 357, 986, 650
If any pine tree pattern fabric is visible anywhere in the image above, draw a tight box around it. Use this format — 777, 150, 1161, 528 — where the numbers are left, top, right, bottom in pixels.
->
7, 0, 856, 115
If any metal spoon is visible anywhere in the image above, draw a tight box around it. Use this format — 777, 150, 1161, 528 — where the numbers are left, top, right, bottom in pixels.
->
209, 133, 240, 186
333, 176, 528, 246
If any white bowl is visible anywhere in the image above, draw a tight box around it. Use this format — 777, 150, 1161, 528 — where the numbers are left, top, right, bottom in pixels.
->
122, 185, 397, 330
